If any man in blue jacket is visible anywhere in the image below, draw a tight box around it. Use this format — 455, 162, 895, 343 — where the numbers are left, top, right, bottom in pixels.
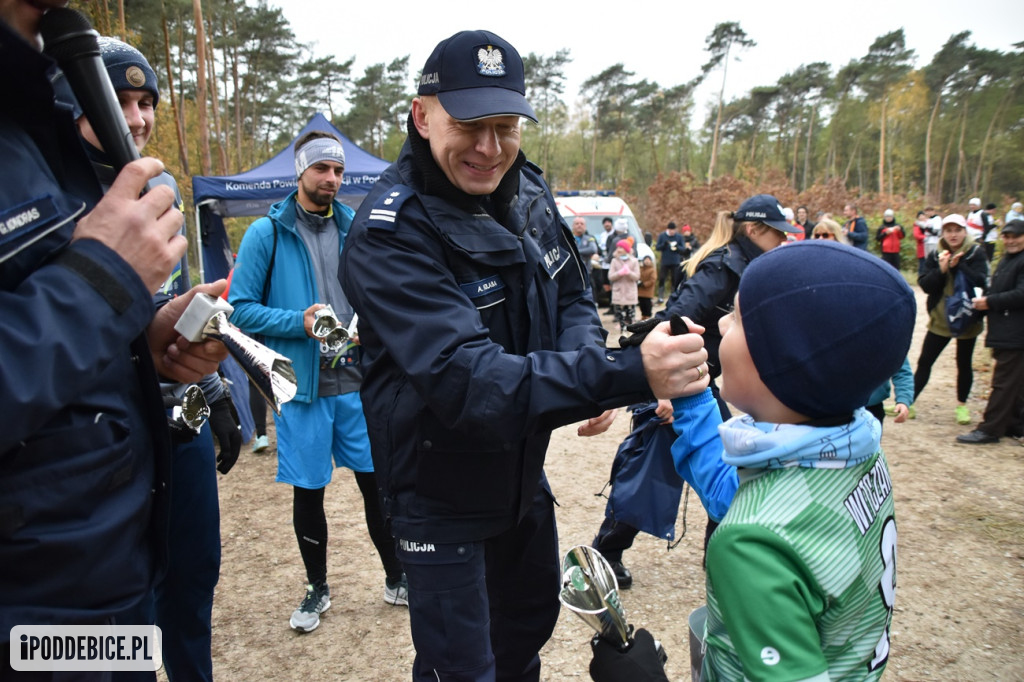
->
340, 29, 709, 681
228, 131, 406, 634
0, 0, 227, 674
843, 203, 870, 250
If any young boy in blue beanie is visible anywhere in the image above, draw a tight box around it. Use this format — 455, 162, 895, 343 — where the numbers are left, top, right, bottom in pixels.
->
691, 240, 913, 681
590, 241, 915, 682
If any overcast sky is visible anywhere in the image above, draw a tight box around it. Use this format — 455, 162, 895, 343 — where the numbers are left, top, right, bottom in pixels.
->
270, 0, 1022, 122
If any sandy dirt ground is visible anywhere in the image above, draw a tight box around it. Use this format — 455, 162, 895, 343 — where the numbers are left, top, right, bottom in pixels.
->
206, 286, 1023, 681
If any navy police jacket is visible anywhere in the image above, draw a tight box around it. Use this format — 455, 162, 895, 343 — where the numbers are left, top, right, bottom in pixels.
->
0, 24, 170, 635
340, 135, 655, 544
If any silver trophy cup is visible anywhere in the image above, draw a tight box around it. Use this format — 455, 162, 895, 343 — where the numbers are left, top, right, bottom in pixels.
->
172, 383, 210, 433
559, 545, 667, 662
311, 305, 339, 339
559, 545, 631, 648
174, 293, 298, 415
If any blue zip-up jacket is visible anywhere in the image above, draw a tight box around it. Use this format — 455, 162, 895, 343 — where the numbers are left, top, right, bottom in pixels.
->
228, 190, 356, 404
340, 134, 655, 544
670, 390, 738, 521
0, 22, 170, 636
846, 216, 869, 250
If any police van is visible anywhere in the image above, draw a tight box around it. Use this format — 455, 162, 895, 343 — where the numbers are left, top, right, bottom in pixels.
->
555, 191, 655, 264
556, 191, 655, 307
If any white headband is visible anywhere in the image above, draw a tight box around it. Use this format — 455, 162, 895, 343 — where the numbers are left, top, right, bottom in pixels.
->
294, 138, 346, 178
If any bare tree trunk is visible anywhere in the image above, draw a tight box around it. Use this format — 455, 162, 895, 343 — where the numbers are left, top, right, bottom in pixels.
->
938, 130, 953, 204
878, 97, 887, 197
117, 0, 125, 40
790, 117, 802, 188
888, 132, 895, 198
218, 12, 232, 171
924, 93, 942, 203
589, 112, 599, 187
707, 47, 731, 185
97, 0, 111, 35
160, 3, 189, 176
193, 0, 212, 175
650, 134, 661, 177
231, 11, 243, 169
205, 15, 228, 175
823, 134, 831, 178
843, 137, 861, 185
802, 107, 815, 191
973, 86, 1016, 196
177, 22, 187, 161
953, 104, 968, 201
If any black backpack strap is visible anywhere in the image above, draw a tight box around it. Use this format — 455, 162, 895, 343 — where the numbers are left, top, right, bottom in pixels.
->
261, 222, 277, 305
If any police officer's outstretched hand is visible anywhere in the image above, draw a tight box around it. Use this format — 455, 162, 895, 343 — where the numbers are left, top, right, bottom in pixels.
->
72, 157, 186, 293
209, 396, 242, 474
639, 317, 709, 400
589, 629, 669, 682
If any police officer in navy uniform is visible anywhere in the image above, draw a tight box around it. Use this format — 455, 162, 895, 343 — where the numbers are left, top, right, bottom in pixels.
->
340, 29, 709, 682
0, 2, 227, 676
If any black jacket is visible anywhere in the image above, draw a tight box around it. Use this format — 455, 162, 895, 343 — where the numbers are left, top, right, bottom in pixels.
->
984, 249, 1024, 349
918, 240, 989, 338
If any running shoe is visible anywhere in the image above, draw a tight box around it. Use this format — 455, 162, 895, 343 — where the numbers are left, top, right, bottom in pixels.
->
384, 574, 409, 607
289, 582, 330, 632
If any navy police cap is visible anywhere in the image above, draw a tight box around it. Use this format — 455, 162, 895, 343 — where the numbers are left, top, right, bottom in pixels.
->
734, 194, 801, 234
418, 30, 537, 122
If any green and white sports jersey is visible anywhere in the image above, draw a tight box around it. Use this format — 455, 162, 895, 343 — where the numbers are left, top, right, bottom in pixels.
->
703, 450, 896, 682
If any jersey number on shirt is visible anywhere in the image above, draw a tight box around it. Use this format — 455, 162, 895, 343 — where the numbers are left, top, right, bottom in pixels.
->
870, 516, 897, 671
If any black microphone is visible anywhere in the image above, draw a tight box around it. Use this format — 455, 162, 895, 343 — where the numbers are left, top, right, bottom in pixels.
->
40, 8, 142, 173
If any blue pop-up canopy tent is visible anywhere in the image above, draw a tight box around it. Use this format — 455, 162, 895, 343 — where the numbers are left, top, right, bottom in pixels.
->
191, 112, 389, 283
191, 113, 389, 441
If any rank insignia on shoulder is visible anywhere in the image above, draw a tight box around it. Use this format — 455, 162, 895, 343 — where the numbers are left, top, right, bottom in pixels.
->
367, 185, 414, 231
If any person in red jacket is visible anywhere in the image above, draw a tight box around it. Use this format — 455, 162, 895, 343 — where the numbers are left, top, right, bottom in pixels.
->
877, 208, 905, 270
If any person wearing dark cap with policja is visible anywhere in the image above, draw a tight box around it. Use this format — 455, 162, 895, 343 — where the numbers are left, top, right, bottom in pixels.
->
340, 29, 710, 680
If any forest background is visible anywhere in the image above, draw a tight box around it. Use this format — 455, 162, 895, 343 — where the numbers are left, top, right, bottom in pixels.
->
71, 1, 1024, 271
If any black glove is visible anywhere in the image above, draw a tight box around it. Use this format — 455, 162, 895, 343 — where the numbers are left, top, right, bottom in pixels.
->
163, 393, 198, 446
618, 317, 661, 348
618, 314, 690, 348
208, 396, 242, 474
589, 629, 669, 682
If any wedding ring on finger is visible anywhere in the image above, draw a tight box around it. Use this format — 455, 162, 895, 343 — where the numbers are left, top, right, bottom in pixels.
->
696, 364, 705, 381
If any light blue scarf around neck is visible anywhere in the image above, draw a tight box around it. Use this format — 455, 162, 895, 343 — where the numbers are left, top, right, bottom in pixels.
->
718, 408, 881, 470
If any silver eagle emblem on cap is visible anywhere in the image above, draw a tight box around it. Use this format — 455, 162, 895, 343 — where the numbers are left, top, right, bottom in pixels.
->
476, 46, 506, 77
